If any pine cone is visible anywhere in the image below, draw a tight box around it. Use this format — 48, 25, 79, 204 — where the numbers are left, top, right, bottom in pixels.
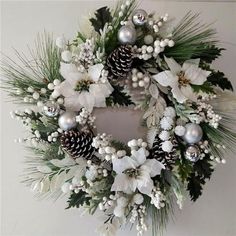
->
60, 130, 95, 160
149, 136, 179, 170
107, 45, 133, 78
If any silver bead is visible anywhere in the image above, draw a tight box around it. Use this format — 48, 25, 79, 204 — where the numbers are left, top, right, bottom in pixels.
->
183, 123, 203, 144
132, 9, 148, 26
185, 145, 200, 162
58, 111, 77, 131
118, 25, 137, 45
43, 101, 60, 117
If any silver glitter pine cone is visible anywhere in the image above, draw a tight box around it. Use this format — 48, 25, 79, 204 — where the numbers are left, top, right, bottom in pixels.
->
107, 45, 133, 78
60, 130, 95, 160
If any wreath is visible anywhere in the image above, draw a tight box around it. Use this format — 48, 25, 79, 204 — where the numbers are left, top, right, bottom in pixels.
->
2, 1, 236, 235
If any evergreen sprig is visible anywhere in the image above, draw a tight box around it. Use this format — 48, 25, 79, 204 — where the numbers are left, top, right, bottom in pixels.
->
165, 12, 219, 62
1, 33, 61, 103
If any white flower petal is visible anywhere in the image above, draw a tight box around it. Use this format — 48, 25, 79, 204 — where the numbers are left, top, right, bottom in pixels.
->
153, 71, 178, 87
182, 59, 200, 71
184, 65, 210, 85
64, 95, 82, 111
78, 91, 95, 112
112, 156, 137, 174
56, 81, 77, 97
131, 148, 147, 166
144, 159, 165, 177
111, 174, 132, 193
164, 57, 182, 75
180, 85, 197, 102
171, 86, 187, 103
137, 178, 154, 196
88, 64, 104, 82
60, 62, 82, 84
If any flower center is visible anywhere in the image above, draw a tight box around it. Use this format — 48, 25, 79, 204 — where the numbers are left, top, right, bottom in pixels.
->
178, 71, 190, 87
74, 79, 94, 92
124, 168, 140, 178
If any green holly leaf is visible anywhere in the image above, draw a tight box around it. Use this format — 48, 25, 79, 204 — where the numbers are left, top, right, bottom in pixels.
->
187, 157, 214, 201
89, 7, 112, 34
66, 191, 90, 209
191, 81, 215, 94
106, 84, 134, 107
193, 45, 224, 64
207, 70, 233, 91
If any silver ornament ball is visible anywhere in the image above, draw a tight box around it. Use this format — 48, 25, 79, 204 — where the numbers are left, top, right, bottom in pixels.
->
118, 25, 137, 45
132, 9, 148, 26
43, 101, 60, 117
58, 111, 77, 131
183, 123, 203, 144
185, 145, 201, 162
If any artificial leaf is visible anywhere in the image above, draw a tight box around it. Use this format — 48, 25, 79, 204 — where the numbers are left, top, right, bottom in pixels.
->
191, 81, 215, 94
193, 45, 224, 64
207, 70, 233, 91
66, 191, 91, 209
106, 84, 134, 107
89, 7, 112, 34
187, 157, 214, 201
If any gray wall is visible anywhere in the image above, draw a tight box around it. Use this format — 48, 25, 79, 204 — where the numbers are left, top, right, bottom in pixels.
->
1, 1, 236, 236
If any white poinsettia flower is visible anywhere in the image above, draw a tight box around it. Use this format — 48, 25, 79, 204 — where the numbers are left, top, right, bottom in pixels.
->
153, 57, 211, 103
111, 148, 165, 196
55, 63, 113, 112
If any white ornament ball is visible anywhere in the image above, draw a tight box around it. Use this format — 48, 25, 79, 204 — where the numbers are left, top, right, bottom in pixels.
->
168, 40, 175, 47
161, 141, 173, 153
133, 193, 144, 205
174, 126, 186, 137
118, 25, 137, 45
58, 111, 77, 131
164, 107, 176, 118
61, 182, 71, 193
56, 36, 66, 48
114, 206, 125, 218
61, 50, 72, 62
185, 145, 201, 162
32, 92, 40, 100
117, 196, 128, 207
159, 130, 170, 141
183, 123, 203, 144
144, 35, 154, 45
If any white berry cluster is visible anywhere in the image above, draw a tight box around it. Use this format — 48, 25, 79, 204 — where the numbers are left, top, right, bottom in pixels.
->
197, 101, 222, 128
113, 196, 129, 218
127, 138, 148, 156
131, 69, 150, 88
76, 108, 96, 127
117, 0, 132, 18
47, 131, 59, 142
159, 107, 176, 153
133, 38, 174, 61
150, 187, 166, 209
75, 39, 95, 66
99, 194, 117, 211
92, 134, 127, 161
130, 204, 147, 236
199, 140, 226, 164
10, 109, 33, 126
148, 13, 169, 33
92, 134, 115, 161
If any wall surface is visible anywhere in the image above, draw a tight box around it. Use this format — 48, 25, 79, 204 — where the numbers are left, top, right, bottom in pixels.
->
1, 1, 236, 236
